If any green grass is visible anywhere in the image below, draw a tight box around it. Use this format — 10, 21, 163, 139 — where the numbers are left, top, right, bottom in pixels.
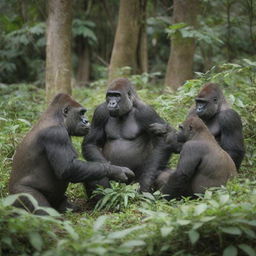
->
0, 61, 256, 255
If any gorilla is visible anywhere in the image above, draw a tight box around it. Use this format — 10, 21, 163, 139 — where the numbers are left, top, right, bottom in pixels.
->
158, 116, 237, 200
190, 83, 245, 170
9, 93, 134, 214
82, 78, 179, 193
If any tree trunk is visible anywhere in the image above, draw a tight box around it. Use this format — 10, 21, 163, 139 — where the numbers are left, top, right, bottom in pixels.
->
76, 39, 90, 87
45, 0, 73, 102
108, 0, 147, 81
165, 0, 199, 90
138, 0, 148, 74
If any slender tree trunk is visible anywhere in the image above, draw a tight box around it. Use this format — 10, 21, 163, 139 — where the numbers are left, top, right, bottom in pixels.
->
76, 39, 90, 87
138, 0, 148, 73
165, 0, 199, 90
108, 0, 147, 81
45, 0, 73, 102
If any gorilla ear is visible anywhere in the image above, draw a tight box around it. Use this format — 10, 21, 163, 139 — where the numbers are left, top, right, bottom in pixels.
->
128, 90, 132, 98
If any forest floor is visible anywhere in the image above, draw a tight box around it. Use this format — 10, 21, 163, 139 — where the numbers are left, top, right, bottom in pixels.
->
0, 67, 256, 256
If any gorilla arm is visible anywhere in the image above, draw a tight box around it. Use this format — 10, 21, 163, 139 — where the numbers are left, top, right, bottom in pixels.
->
82, 104, 109, 163
41, 126, 134, 183
161, 142, 202, 199
218, 109, 245, 169
136, 106, 173, 191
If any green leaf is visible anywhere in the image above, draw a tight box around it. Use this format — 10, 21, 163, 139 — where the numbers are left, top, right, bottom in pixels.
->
188, 230, 200, 245
219, 194, 230, 204
238, 244, 256, 256
108, 225, 144, 239
63, 222, 79, 240
194, 203, 208, 215
220, 227, 242, 236
223, 245, 238, 256
160, 227, 174, 237
121, 240, 146, 248
93, 215, 108, 232
177, 219, 191, 225
17, 118, 31, 126
28, 232, 43, 251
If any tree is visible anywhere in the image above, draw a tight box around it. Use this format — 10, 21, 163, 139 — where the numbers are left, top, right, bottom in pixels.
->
165, 0, 200, 90
45, 0, 73, 101
108, 0, 148, 81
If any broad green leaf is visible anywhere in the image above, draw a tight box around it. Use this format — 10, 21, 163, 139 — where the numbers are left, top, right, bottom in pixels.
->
177, 219, 191, 225
220, 227, 242, 236
219, 194, 230, 204
160, 227, 174, 237
200, 216, 216, 222
238, 244, 256, 256
121, 240, 146, 248
93, 215, 108, 232
194, 203, 208, 215
63, 222, 79, 240
223, 245, 237, 256
108, 225, 144, 239
87, 247, 107, 255
188, 230, 200, 245
28, 232, 43, 251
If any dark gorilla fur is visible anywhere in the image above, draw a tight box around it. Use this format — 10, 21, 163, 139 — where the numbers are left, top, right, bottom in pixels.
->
9, 93, 134, 214
82, 78, 179, 193
158, 116, 237, 200
190, 83, 245, 170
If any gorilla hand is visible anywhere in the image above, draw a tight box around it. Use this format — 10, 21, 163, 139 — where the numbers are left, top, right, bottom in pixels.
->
106, 165, 135, 182
148, 123, 169, 135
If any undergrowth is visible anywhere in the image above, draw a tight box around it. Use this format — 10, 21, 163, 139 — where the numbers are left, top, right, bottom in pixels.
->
0, 60, 255, 255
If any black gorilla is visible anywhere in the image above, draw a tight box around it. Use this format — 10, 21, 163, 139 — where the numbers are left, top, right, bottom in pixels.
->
82, 78, 178, 193
190, 83, 245, 170
159, 116, 237, 200
9, 93, 134, 214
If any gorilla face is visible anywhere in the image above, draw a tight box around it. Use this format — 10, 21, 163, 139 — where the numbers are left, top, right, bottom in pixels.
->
106, 90, 133, 117
195, 95, 219, 120
177, 124, 189, 143
63, 106, 90, 136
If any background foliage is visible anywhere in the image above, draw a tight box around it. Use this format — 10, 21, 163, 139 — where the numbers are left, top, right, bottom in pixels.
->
1, 61, 256, 255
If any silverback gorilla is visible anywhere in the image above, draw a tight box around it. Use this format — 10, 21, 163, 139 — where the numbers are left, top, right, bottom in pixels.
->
190, 83, 245, 170
158, 116, 237, 200
9, 93, 134, 214
82, 78, 178, 193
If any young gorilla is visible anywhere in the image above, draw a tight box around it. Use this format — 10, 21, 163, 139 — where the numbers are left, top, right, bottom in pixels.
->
157, 116, 237, 200
82, 78, 178, 193
9, 94, 134, 214
190, 83, 245, 170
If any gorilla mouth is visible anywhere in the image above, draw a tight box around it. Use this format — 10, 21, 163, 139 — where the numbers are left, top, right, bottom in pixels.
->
109, 108, 119, 117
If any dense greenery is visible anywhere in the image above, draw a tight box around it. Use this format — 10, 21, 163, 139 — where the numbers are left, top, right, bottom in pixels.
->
0, 61, 256, 255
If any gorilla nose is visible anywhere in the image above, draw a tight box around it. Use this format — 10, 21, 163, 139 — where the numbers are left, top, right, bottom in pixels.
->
81, 117, 89, 125
108, 101, 117, 108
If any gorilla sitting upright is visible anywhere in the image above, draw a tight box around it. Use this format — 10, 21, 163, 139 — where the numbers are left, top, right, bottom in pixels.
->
82, 78, 180, 193
9, 93, 134, 214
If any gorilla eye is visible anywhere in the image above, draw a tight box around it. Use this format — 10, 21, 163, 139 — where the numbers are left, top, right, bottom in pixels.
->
189, 125, 193, 131
213, 97, 217, 103
63, 107, 69, 115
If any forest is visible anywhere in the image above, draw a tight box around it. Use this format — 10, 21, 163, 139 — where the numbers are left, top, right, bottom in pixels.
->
0, 0, 256, 255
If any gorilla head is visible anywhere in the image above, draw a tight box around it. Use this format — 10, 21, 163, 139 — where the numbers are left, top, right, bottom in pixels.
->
106, 78, 137, 117
50, 94, 90, 136
178, 116, 207, 143
195, 83, 226, 120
